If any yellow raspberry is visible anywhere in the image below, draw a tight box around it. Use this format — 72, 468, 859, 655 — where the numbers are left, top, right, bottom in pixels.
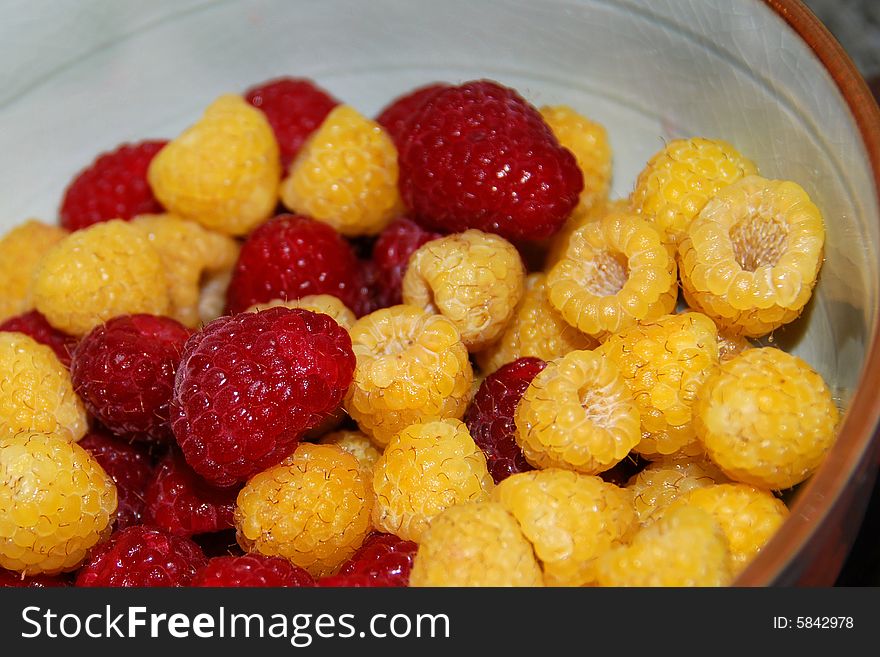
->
280, 105, 403, 237
515, 349, 640, 474
546, 210, 678, 340
596, 312, 720, 457
131, 213, 240, 328
545, 198, 629, 269
666, 483, 788, 574
678, 175, 826, 338
31, 220, 170, 336
246, 294, 356, 330
148, 94, 281, 236
694, 347, 839, 490
540, 105, 612, 212
0, 332, 88, 441
234, 443, 373, 578
0, 220, 68, 322
596, 505, 733, 587
198, 269, 233, 327
626, 454, 730, 524
476, 273, 597, 376
344, 305, 473, 447
631, 137, 758, 245
409, 501, 544, 587
371, 419, 493, 543
319, 429, 382, 475
402, 229, 526, 351
492, 469, 635, 586
0, 432, 117, 575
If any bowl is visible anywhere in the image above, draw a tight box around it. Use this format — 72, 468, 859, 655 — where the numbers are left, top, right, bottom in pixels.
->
1, 0, 879, 585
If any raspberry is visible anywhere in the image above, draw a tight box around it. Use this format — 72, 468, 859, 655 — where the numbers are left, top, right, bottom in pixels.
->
131, 213, 240, 328
631, 137, 758, 245
59, 140, 167, 231
334, 532, 418, 587
370, 419, 493, 542
694, 347, 839, 490
492, 469, 635, 586
344, 305, 473, 447
678, 175, 826, 338
402, 229, 526, 350
31, 220, 171, 337
245, 76, 339, 168
247, 295, 356, 331
0, 432, 117, 575
235, 443, 373, 578
225, 214, 370, 317
192, 554, 316, 587
0, 569, 71, 587
596, 506, 732, 587
546, 209, 678, 340
375, 82, 449, 146
475, 273, 596, 375
280, 105, 403, 237
545, 198, 629, 269
464, 356, 546, 483
540, 105, 612, 212
319, 429, 382, 474
595, 312, 720, 458
144, 449, 238, 537
0, 310, 77, 367
409, 501, 544, 587
147, 94, 281, 236
0, 220, 67, 323
0, 332, 88, 441
79, 430, 154, 530
370, 217, 443, 308
397, 79, 583, 242
75, 525, 206, 587
171, 307, 355, 487
514, 349, 640, 474
71, 314, 191, 442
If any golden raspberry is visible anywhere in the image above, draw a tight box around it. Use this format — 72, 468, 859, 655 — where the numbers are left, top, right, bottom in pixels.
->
476, 273, 597, 376
319, 429, 382, 474
694, 347, 839, 490
666, 483, 788, 574
0, 220, 67, 322
148, 94, 281, 236
627, 454, 730, 525
545, 198, 629, 269
402, 229, 525, 351
344, 305, 473, 447
246, 294, 356, 330
0, 432, 117, 575
546, 210, 677, 340
409, 501, 544, 587
0, 332, 88, 441
596, 505, 732, 587
596, 312, 720, 457
514, 349, 640, 474
280, 105, 403, 237
678, 175, 826, 338
371, 419, 493, 543
132, 213, 240, 328
234, 443, 372, 578
540, 105, 612, 212
31, 220, 170, 337
631, 137, 758, 245
492, 469, 635, 586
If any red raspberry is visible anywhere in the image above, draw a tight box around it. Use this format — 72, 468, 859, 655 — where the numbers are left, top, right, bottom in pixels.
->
71, 314, 191, 442
397, 80, 583, 242
335, 532, 418, 587
244, 77, 339, 168
225, 214, 370, 316
171, 307, 356, 487
144, 449, 238, 537
191, 555, 315, 587
464, 356, 547, 483
0, 310, 77, 367
371, 217, 443, 308
376, 82, 449, 147
75, 525, 207, 587
79, 429, 154, 530
59, 140, 167, 231
0, 569, 71, 587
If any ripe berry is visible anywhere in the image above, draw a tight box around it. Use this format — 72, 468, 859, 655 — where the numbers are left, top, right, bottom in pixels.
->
192, 554, 315, 587
370, 217, 442, 308
0, 310, 77, 367
335, 532, 418, 587
0, 220, 67, 323
376, 82, 448, 146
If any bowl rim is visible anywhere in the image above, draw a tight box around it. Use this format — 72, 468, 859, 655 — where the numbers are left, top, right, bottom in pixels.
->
736, 0, 880, 586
